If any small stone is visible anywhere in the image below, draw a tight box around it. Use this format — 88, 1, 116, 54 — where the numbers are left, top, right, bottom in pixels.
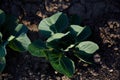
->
41, 74, 45, 78
37, 72, 41, 75
29, 72, 33, 76
109, 24, 114, 29
101, 65, 107, 68
36, 11, 42, 17
109, 69, 113, 72
90, 71, 98, 76
113, 21, 120, 28
55, 71, 58, 74
83, 63, 88, 67
114, 47, 119, 51
77, 72, 81, 75
62, 76, 70, 80
94, 54, 101, 63
56, 77, 61, 80
116, 53, 119, 55
110, 34, 114, 38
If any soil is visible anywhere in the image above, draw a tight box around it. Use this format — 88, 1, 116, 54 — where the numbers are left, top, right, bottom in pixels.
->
0, 0, 120, 80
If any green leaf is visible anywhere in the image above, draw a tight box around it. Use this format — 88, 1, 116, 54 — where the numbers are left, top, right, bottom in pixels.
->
0, 44, 6, 57
70, 25, 91, 42
58, 33, 75, 50
47, 33, 69, 43
0, 9, 5, 25
8, 34, 31, 52
46, 32, 69, 49
1, 15, 20, 39
76, 41, 99, 54
6, 24, 28, 42
74, 41, 99, 62
1, 15, 18, 36
64, 44, 75, 51
38, 18, 54, 39
28, 39, 47, 57
13, 24, 28, 38
1, 15, 27, 38
0, 32, 2, 40
47, 51, 75, 77
0, 57, 6, 72
38, 12, 69, 39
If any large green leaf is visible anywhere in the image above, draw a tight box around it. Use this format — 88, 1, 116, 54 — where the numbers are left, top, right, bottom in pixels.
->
8, 34, 31, 52
0, 44, 6, 57
46, 32, 69, 49
47, 51, 75, 77
0, 9, 5, 25
0, 57, 6, 72
38, 12, 69, 39
70, 25, 91, 42
38, 18, 54, 39
74, 41, 99, 62
28, 39, 47, 57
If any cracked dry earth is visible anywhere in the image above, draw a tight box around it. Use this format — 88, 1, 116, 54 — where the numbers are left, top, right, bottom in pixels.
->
0, 0, 120, 80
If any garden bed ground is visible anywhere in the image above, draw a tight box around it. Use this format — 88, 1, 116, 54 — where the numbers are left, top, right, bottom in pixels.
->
0, 0, 120, 80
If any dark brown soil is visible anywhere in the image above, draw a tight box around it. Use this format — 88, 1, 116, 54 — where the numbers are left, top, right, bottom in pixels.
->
0, 0, 120, 80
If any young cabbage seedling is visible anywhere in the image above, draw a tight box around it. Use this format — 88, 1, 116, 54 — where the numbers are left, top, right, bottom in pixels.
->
0, 9, 31, 72
28, 12, 99, 77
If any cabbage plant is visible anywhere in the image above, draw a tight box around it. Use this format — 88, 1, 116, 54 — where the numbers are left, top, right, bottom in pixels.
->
0, 9, 31, 72
28, 12, 99, 77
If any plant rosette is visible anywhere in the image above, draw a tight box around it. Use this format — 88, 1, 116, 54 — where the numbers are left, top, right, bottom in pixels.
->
28, 12, 99, 77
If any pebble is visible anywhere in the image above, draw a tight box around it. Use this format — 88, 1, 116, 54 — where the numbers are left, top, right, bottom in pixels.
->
109, 69, 113, 72
55, 71, 58, 74
114, 47, 119, 51
94, 54, 101, 63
